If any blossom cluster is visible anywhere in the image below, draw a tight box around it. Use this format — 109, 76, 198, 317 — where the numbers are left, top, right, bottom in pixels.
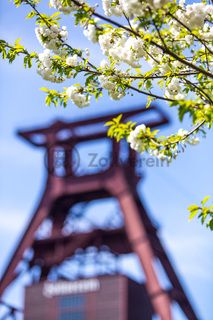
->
32, 0, 212, 115
35, 25, 68, 53
37, 49, 80, 83
98, 74, 125, 100
102, 0, 123, 17
83, 24, 98, 43
38, 49, 64, 82
66, 54, 79, 67
102, 0, 170, 18
49, 0, 80, 14
165, 78, 185, 100
66, 86, 90, 107
128, 124, 147, 153
99, 31, 145, 68
128, 124, 200, 162
177, 128, 200, 145
176, 2, 213, 30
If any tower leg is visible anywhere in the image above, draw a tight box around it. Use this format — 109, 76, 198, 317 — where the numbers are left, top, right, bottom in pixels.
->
106, 169, 172, 320
135, 198, 199, 320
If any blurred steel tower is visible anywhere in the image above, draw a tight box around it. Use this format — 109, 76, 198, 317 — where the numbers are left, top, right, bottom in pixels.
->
0, 106, 198, 320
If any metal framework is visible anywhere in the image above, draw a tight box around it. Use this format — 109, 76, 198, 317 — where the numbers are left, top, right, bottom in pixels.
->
0, 300, 23, 320
0, 105, 199, 320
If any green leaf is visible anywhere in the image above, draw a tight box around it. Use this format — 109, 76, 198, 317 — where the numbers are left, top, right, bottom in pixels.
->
201, 196, 211, 206
208, 219, 213, 230
188, 204, 199, 221
188, 204, 199, 211
197, 73, 203, 81
105, 121, 114, 127
189, 209, 199, 221
14, 0, 22, 7
114, 114, 122, 124
146, 96, 155, 108
145, 79, 152, 91
40, 87, 49, 92
26, 11, 36, 19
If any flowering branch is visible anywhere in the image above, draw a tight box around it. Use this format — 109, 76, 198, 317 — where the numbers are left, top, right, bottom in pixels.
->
70, 0, 213, 79
1, 0, 213, 229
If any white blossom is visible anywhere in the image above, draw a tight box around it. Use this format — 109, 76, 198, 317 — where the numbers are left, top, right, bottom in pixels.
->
150, 149, 172, 162
83, 24, 98, 43
127, 124, 146, 153
204, 104, 211, 110
98, 75, 125, 100
200, 24, 213, 41
49, 0, 79, 14
179, 0, 185, 8
175, 3, 213, 30
100, 59, 109, 68
177, 129, 200, 145
117, 0, 170, 18
102, 0, 123, 17
85, 48, 90, 57
99, 32, 145, 67
35, 25, 68, 53
184, 35, 194, 45
188, 137, 200, 145
98, 31, 114, 55
148, 46, 163, 68
119, 0, 148, 17
66, 86, 90, 107
177, 128, 188, 137
66, 54, 78, 67
38, 49, 52, 68
159, 63, 170, 75
165, 78, 185, 100
37, 49, 64, 82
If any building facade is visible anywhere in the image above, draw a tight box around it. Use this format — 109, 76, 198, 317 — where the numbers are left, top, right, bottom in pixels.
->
24, 275, 153, 320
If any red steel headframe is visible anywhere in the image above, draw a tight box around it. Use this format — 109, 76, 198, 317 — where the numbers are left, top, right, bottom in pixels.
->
0, 105, 198, 320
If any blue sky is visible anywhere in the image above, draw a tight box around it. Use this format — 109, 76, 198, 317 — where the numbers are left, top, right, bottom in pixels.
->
0, 1, 213, 319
